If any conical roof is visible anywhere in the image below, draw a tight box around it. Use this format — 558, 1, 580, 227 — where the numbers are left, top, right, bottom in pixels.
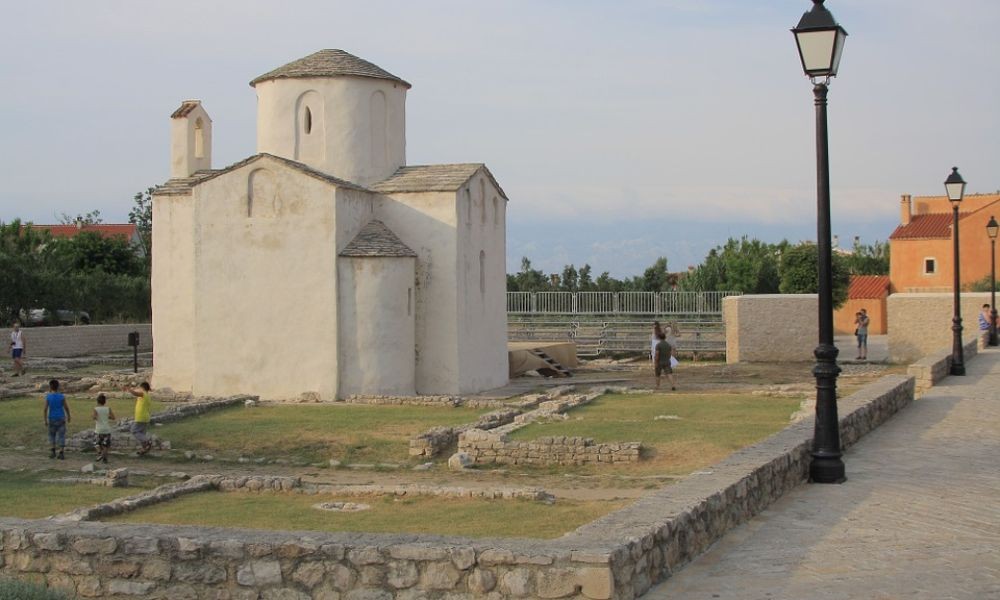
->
339, 220, 416, 258
250, 49, 411, 89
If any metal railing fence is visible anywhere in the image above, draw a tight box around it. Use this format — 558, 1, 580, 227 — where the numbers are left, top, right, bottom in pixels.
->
506, 291, 741, 315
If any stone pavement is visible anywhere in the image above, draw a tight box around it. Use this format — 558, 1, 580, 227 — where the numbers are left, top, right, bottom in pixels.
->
644, 348, 1000, 600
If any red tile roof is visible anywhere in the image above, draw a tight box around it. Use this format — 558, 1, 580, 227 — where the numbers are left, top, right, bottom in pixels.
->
29, 224, 137, 241
889, 213, 956, 240
848, 275, 890, 300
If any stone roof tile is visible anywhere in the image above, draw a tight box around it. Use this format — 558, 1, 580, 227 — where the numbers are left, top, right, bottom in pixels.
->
170, 100, 201, 119
339, 220, 416, 258
372, 164, 508, 200
250, 49, 411, 89
151, 153, 369, 196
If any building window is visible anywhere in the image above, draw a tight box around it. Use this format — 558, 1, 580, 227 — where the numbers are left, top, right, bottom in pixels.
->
479, 250, 486, 295
194, 118, 205, 159
924, 258, 936, 275
465, 188, 471, 225
304, 107, 312, 134
493, 197, 499, 226
407, 287, 412, 316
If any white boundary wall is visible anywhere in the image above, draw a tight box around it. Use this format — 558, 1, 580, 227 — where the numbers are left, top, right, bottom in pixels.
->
887, 292, 991, 363
0, 324, 151, 358
724, 294, 817, 363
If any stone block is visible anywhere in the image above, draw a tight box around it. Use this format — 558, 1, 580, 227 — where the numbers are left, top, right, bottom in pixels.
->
418, 561, 461, 590
536, 567, 582, 598
386, 560, 419, 589
108, 579, 156, 595
262, 589, 311, 600
468, 568, 497, 593
237, 559, 283, 586
32, 532, 64, 550
499, 567, 534, 597
579, 567, 613, 599
292, 561, 327, 588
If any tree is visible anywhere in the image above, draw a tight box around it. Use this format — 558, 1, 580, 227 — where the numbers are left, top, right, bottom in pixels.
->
51, 231, 143, 277
639, 257, 671, 291
560, 264, 579, 292
0, 220, 60, 323
680, 237, 784, 293
578, 264, 594, 291
843, 240, 889, 276
58, 209, 103, 225
129, 187, 154, 262
778, 243, 850, 308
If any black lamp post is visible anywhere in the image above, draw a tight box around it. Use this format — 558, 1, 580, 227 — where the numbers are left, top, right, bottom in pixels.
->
986, 216, 998, 346
945, 167, 966, 375
792, 0, 848, 484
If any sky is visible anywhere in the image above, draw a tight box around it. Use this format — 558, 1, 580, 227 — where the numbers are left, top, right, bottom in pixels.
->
1, 0, 998, 277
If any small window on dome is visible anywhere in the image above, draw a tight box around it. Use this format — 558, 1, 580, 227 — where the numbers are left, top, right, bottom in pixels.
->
304, 107, 312, 134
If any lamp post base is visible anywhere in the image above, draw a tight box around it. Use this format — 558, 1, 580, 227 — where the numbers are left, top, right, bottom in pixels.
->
809, 455, 846, 484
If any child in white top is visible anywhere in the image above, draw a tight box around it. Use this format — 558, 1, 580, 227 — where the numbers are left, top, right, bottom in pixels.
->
92, 394, 116, 464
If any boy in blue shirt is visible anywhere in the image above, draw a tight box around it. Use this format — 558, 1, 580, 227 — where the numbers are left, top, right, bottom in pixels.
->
43, 379, 71, 460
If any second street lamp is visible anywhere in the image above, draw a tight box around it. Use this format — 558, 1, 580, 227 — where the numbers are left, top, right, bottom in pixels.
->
792, 0, 848, 484
946, 167, 966, 375
987, 216, 998, 346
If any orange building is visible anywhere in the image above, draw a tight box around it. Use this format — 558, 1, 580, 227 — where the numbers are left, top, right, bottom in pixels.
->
835, 275, 889, 335
889, 193, 1000, 293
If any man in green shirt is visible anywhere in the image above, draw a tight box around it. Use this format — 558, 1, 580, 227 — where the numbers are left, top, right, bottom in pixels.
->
654, 332, 676, 391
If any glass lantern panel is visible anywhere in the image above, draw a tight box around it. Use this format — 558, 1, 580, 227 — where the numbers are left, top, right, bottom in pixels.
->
945, 182, 966, 202
797, 29, 837, 74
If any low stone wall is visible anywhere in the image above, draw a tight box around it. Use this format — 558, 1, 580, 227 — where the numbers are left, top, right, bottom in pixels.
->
887, 292, 992, 363
0, 370, 924, 599
906, 338, 979, 392
0, 324, 152, 358
305, 483, 552, 502
724, 294, 816, 363
459, 430, 641, 466
409, 409, 521, 458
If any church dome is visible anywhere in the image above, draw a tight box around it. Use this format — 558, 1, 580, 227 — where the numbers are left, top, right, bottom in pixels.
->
249, 49, 411, 89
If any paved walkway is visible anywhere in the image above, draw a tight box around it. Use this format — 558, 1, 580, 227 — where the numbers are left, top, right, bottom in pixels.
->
644, 348, 1000, 600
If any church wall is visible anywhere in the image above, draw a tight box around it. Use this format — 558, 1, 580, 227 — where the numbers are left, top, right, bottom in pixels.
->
255, 77, 406, 186
337, 256, 416, 396
375, 191, 460, 394
455, 173, 509, 392
151, 193, 197, 392
188, 160, 340, 399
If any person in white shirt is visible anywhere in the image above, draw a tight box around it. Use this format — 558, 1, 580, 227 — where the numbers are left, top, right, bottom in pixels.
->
9, 322, 25, 377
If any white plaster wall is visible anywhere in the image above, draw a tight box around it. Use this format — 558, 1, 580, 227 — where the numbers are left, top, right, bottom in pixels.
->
170, 104, 212, 178
455, 171, 509, 392
724, 294, 818, 363
189, 158, 340, 399
151, 193, 196, 391
337, 256, 416, 396
373, 191, 460, 394
255, 77, 406, 186
887, 292, 990, 363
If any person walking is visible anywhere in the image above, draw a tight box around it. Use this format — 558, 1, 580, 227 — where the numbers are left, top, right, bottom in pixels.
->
9, 322, 25, 377
43, 379, 70, 460
854, 308, 870, 360
92, 394, 116, 464
979, 304, 992, 346
654, 332, 676, 391
124, 382, 153, 456
651, 321, 664, 362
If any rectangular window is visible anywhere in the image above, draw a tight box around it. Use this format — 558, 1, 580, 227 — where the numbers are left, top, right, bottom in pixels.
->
924, 258, 936, 274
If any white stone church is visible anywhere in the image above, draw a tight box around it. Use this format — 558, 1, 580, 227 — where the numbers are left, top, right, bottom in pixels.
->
152, 50, 509, 400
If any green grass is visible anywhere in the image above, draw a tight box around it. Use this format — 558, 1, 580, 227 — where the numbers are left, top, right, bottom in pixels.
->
155, 404, 488, 464
0, 470, 154, 519
508, 392, 801, 475
0, 395, 165, 448
0, 577, 73, 600
105, 491, 626, 539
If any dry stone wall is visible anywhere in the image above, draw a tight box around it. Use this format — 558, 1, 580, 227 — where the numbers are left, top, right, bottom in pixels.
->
0, 324, 152, 358
0, 369, 925, 599
724, 294, 817, 363
459, 430, 641, 466
888, 292, 992, 363
906, 338, 978, 392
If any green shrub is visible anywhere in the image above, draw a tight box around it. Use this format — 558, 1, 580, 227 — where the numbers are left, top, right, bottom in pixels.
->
0, 578, 73, 600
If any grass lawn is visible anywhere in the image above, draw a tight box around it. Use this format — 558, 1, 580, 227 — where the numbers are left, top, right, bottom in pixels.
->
105, 491, 627, 539
0, 395, 164, 449
155, 404, 488, 465
508, 392, 801, 476
0, 470, 154, 519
